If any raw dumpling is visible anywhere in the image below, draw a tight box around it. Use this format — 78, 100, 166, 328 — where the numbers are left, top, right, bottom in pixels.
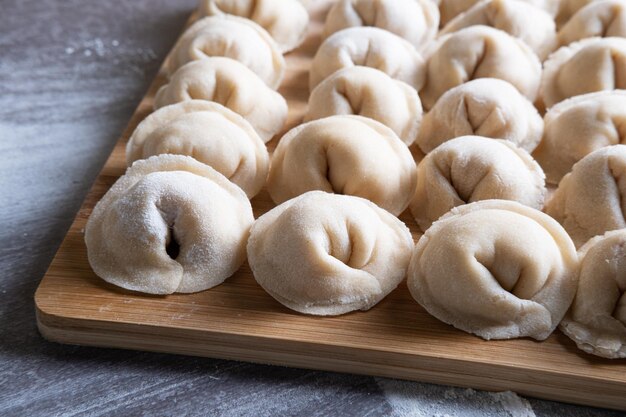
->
541, 37, 626, 108
417, 78, 543, 153
126, 100, 269, 198
247, 191, 414, 315
420, 26, 542, 110
154, 57, 288, 143
267, 115, 417, 216
309, 27, 426, 91
436, 0, 559, 26
198, 0, 309, 53
533, 91, 626, 184
166, 15, 285, 89
439, 0, 557, 59
304, 66, 423, 146
410, 136, 546, 231
560, 229, 626, 359
408, 199, 579, 340
545, 145, 626, 248
557, 0, 626, 48
323, 0, 439, 50
556, 0, 598, 28
85, 154, 254, 295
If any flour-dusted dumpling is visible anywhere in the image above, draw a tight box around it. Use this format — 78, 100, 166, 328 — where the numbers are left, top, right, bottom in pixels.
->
440, 0, 557, 59
268, 115, 417, 216
408, 199, 579, 340
545, 145, 626, 247
557, 0, 626, 48
198, 0, 309, 53
556, 0, 598, 28
85, 155, 254, 295
436, 0, 559, 26
310, 27, 426, 91
323, 0, 439, 50
305, 66, 422, 146
533, 91, 626, 184
126, 101, 269, 198
410, 136, 546, 231
417, 78, 543, 153
420, 26, 542, 110
560, 229, 626, 359
166, 15, 285, 89
247, 191, 414, 315
541, 37, 626, 107
154, 58, 288, 143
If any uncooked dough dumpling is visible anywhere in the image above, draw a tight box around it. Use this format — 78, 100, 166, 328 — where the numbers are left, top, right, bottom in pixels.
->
417, 78, 543, 153
560, 229, 626, 359
310, 27, 426, 91
557, 0, 626, 48
85, 154, 254, 295
154, 58, 288, 143
166, 15, 285, 89
533, 91, 626, 184
247, 191, 414, 315
305, 66, 423, 146
436, 0, 559, 26
323, 0, 440, 50
545, 145, 626, 247
556, 0, 598, 28
126, 100, 269, 198
408, 199, 579, 340
410, 136, 546, 231
541, 37, 626, 108
198, 0, 309, 53
267, 115, 417, 216
420, 26, 542, 110
440, 0, 557, 59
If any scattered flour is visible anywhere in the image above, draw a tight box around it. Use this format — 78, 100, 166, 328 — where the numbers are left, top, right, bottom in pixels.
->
489, 391, 537, 417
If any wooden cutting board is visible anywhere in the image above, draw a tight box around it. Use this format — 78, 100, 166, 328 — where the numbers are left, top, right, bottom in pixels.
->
34, 2, 626, 411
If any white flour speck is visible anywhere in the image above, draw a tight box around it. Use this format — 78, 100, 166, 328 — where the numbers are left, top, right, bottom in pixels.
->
489, 392, 536, 417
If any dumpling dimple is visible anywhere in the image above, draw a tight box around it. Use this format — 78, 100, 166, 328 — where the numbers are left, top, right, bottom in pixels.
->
166, 15, 285, 89
305, 66, 423, 146
247, 191, 414, 316
323, 0, 439, 50
85, 154, 254, 295
541, 37, 626, 108
267, 115, 417, 216
198, 0, 309, 53
126, 100, 269, 198
310, 27, 426, 91
533, 90, 626, 184
439, 0, 557, 60
420, 26, 542, 110
545, 145, 626, 248
557, 0, 626, 48
154, 57, 288, 143
436, 0, 559, 27
408, 199, 579, 341
560, 229, 626, 359
417, 78, 543, 153
410, 136, 546, 232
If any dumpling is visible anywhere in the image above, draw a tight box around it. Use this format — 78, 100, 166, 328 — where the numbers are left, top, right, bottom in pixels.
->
166, 15, 285, 89
436, 0, 559, 26
267, 115, 417, 216
533, 91, 626, 184
323, 0, 439, 50
420, 26, 542, 110
541, 37, 626, 108
198, 0, 309, 53
560, 229, 626, 359
555, 0, 598, 28
417, 78, 543, 153
410, 136, 546, 232
85, 154, 254, 295
408, 199, 579, 340
154, 57, 288, 143
545, 145, 626, 248
304, 66, 423, 146
557, 0, 626, 48
126, 100, 269, 198
247, 191, 414, 315
439, 0, 557, 59
309, 27, 426, 91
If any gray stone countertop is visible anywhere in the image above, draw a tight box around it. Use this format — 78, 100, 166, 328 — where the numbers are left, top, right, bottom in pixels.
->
0, 1, 622, 416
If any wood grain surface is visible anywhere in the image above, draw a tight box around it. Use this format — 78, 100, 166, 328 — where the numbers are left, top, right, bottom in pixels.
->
34, 2, 626, 412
